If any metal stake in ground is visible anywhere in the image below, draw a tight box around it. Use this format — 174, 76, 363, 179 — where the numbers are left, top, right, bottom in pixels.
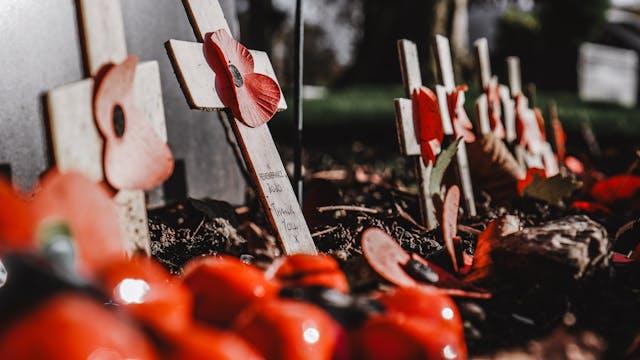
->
47, 0, 173, 255
293, 0, 304, 205
165, 0, 317, 255
433, 35, 477, 217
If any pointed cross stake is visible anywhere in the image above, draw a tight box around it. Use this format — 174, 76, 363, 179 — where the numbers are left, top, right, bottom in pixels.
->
433, 35, 477, 217
394, 39, 437, 229
473, 38, 516, 142
507, 57, 559, 176
166, 0, 317, 255
47, 0, 172, 254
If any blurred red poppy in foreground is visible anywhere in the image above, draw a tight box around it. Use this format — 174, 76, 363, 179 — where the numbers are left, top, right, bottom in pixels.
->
93, 56, 174, 191
590, 174, 640, 205
411, 86, 444, 166
0, 170, 124, 277
204, 29, 281, 128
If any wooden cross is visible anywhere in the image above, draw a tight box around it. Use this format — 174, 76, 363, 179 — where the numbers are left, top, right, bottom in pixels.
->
46, 0, 171, 255
165, 0, 317, 255
433, 35, 477, 217
394, 39, 437, 229
474, 38, 516, 142
507, 57, 559, 176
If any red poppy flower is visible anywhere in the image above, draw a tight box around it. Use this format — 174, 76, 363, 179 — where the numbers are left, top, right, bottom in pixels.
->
163, 325, 263, 360
0, 177, 33, 249
591, 174, 640, 205
93, 56, 174, 191
485, 81, 505, 139
352, 313, 467, 360
571, 201, 611, 215
411, 87, 444, 166
233, 298, 342, 360
361, 228, 491, 299
378, 286, 463, 335
266, 254, 350, 293
204, 29, 282, 128
446, 85, 476, 143
0, 294, 158, 360
565, 156, 585, 175
517, 167, 546, 195
96, 256, 193, 336
0, 170, 125, 277
441, 186, 461, 273
182, 256, 279, 328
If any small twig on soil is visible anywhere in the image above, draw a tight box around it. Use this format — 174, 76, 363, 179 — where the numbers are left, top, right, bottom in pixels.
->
311, 226, 339, 238
190, 218, 205, 240
394, 203, 427, 231
317, 205, 379, 214
458, 224, 482, 235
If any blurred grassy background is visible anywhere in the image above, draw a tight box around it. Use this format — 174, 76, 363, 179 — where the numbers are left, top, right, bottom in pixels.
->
270, 85, 639, 172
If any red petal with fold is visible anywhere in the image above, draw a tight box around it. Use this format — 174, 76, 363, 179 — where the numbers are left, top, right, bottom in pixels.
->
411, 87, 444, 166
205, 29, 281, 128
447, 86, 475, 143
0, 177, 33, 251
361, 227, 415, 287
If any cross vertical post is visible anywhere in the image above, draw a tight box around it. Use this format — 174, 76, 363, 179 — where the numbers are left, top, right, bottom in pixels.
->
47, 0, 172, 254
433, 35, 477, 217
166, 0, 317, 255
394, 39, 437, 229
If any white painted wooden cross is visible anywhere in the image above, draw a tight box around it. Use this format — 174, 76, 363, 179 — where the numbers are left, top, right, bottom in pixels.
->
474, 38, 516, 142
165, 0, 317, 254
507, 56, 559, 176
433, 35, 477, 217
47, 0, 172, 255
394, 39, 437, 229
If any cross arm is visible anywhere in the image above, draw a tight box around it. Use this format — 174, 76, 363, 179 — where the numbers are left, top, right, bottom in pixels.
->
181, 0, 232, 42
474, 38, 492, 89
434, 35, 456, 92
165, 40, 287, 111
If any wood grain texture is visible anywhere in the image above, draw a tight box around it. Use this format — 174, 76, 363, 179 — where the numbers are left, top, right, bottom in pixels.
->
393, 98, 420, 156
47, 61, 165, 255
500, 85, 517, 142
434, 35, 455, 91
165, 40, 287, 111
78, 0, 128, 76
397, 40, 422, 95
474, 38, 491, 88
181, 0, 231, 42
475, 94, 491, 135
167, 0, 315, 254
507, 56, 522, 97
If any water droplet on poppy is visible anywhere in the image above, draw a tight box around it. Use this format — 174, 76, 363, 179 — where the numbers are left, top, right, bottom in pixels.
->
442, 307, 454, 320
229, 64, 244, 88
115, 278, 150, 304
303, 326, 320, 344
443, 344, 458, 359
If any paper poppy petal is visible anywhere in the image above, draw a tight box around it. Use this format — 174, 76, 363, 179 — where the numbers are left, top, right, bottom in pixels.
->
447, 87, 475, 143
31, 171, 125, 276
442, 185, 460, 272
205, 30, 281, 128
94, 56, 174, 190
412, 87, 444, 166
411, 254, 491, 299
207, 29, 254, 75
591, 174, 640, 205
361, 227, 415, 287
0, 178, 33, 251
236, 73, 281, 127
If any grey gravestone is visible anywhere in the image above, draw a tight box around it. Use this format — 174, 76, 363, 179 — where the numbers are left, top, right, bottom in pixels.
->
0, 0, 245, 205
578, 42, 638, 108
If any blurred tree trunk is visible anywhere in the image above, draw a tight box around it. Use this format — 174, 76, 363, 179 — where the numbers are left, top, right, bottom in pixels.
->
219, 0, 240, 38
338, 0, 439, 86
241, 0, 287, 51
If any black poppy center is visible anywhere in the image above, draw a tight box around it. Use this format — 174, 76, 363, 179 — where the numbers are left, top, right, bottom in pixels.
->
229, 64, 244, 88
113, 105, 126, 138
